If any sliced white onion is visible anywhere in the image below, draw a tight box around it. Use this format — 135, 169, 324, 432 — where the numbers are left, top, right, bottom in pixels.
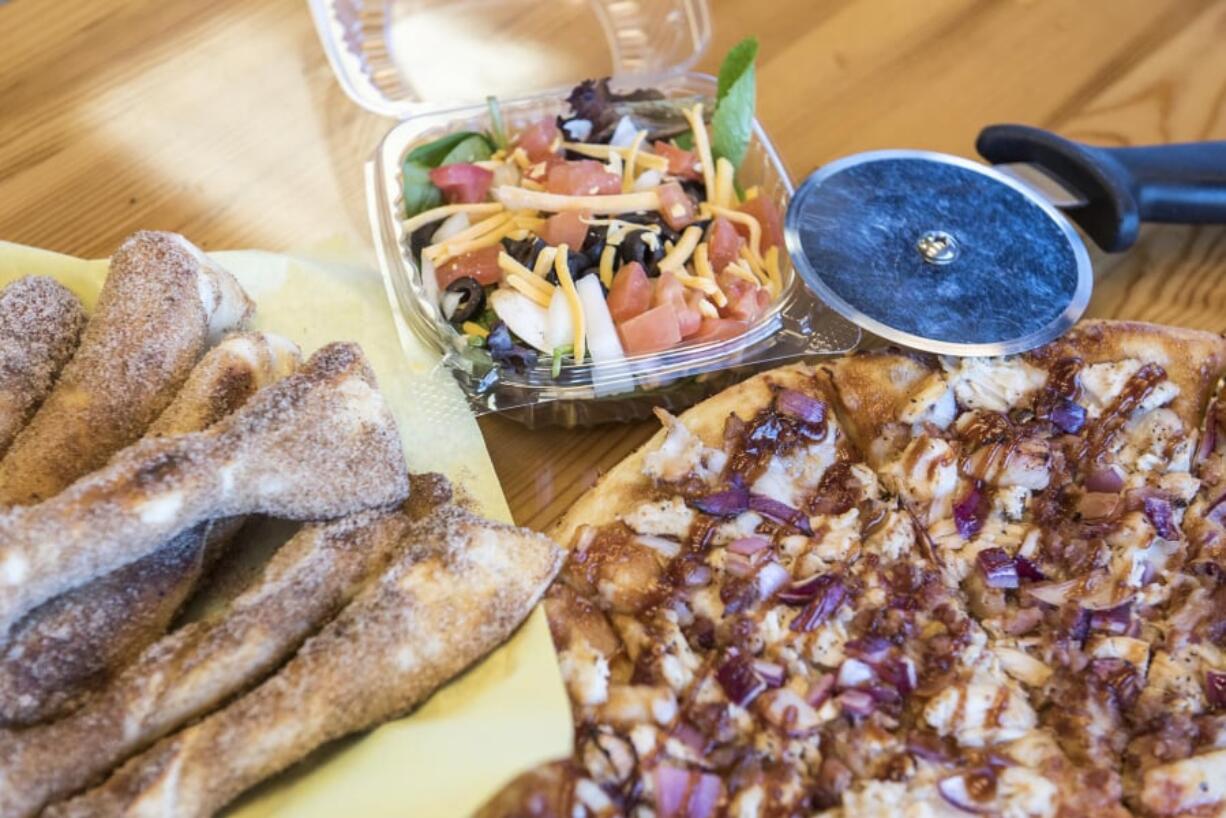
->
576, 275, 624, 363
633, 169, 663, 192
561, 118, 593, 141
489, 288, 552, 353
432, 212, 471, 243
440, 290, 463, 321
421, 254, 440, 314
546, 288, 574, 350
609, 115, 639, 148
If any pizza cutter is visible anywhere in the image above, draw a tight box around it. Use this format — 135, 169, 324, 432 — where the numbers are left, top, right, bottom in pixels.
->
784, 124, 1226, 356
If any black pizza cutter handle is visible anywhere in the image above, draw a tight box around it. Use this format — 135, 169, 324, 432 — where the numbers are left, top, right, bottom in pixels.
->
976, 124, 1226, 252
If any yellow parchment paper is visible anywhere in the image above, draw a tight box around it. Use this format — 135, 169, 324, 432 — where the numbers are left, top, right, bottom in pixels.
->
0, 239, 573, 817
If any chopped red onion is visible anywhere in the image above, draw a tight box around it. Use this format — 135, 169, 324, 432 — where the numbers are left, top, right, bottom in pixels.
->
937, 772, 995, 814
755, 561, 792, 600
1085, 464, 1125, 493
876, 657, 917, 697
748, 493, 813, 535
806, 673, 836, 707
1024, 578, 1079, 606
724, 551, 755, 578
670, 722, 707, 754
954, 484, 986, 540
776, 388, 827, 425
977, 547, 1020, 589
1076, 491, 1122, 521
728, 536, 771, 556
1142, 495, 1181, 540
838, 688, 876, 717
845, 636, 892, 664
907, 731, 955, 763
716, 652, 766, 708
753, 660, 787, 688
689, 484, 749, 517
1015, 556, 1046, 582
788, 576, 847, 632
779, 573, 833, 606
687, 772, 722, 818
653, 765, 722, 818
1207, 671, 1226, 709
684, 563, 713, 587
1089, 601, 1132, 634
1049, 399, 1087, 434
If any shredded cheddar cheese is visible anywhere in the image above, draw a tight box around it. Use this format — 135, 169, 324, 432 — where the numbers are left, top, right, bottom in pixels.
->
505, 274, 553, 307
673, 270, 723, 298
402, 202, 503, 235
533, 246, 558, 278
727, 259, 759, 285
623, 130, 647, 192
762, 246, 783, 297
462, 321, 489, 338
713, 157, 735, 209
562, 142, 669, 173
697, 298, 719, 319
691, 244, 728, 306
579, 217, 661, 246
683, 104, 716, 203
599, 244, 618, 288
555, 246, 586, 364
497, 251, 536, 280
743, 185, 760, 201
706, 204, 762, 258
425, 213, 517, 264
658, 225, 703, 273
509, 147, 531, 169
520, 178, 546, 191
738, 245, 770, 287
494, 186, 661, 215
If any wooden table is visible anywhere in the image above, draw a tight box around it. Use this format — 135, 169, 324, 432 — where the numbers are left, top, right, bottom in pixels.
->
2, 0, 1224, 530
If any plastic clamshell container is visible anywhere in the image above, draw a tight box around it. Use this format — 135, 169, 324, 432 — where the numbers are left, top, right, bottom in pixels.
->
312, 0, 861, 427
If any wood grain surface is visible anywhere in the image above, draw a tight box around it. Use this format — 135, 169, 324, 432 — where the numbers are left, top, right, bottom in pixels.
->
1, 0, 1223, 530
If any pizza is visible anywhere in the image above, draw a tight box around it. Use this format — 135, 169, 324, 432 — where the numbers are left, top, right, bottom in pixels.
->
478, 319, 1226, 818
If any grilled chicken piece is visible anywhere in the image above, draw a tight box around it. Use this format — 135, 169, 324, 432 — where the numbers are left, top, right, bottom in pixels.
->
0, 277, 85, 459
47, 490, 561, 818
0, 332, 300, 726
0, 342, 409, 638
0, 232, 253, 506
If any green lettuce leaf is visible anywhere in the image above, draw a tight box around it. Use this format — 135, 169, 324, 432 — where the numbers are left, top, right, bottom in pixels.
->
711, 36, 758, 170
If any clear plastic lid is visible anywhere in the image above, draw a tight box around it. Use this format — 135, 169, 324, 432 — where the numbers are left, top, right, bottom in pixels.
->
308, 0, 712, 117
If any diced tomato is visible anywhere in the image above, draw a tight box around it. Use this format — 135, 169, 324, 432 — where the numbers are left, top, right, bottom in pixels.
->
657, 182, 697, 231
651, 141, 701, 181
428, 163, 494, 204
618, 304, 682, 356
435, 245, 502, 289
691, 318, 750, 344
607, 262, 652, 323
717, 270, 770, 323
541, 211, 589, 249
545, 160, 621, 196
651, 271, 700, 338
680, 289, 707, 339
737, 195, 785, 251
515, 119, 560, 162
706, 217, 745, 276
